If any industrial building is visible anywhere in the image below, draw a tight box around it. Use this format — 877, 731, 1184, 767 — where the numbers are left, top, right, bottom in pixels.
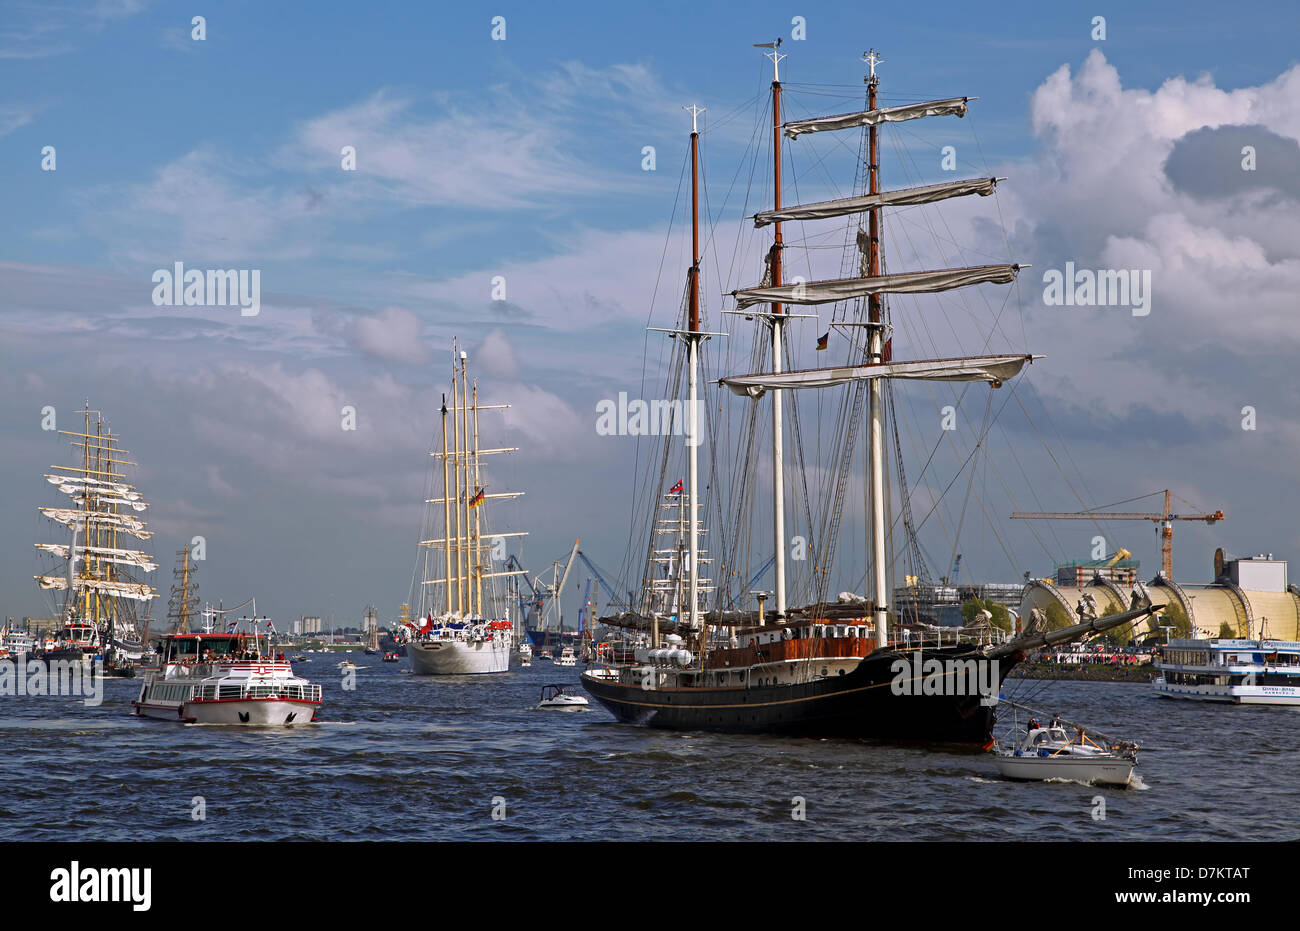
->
1020, 551, 1299, 641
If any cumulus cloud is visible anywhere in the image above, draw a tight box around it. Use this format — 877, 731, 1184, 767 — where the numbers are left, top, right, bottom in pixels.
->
347, 306, 431, 365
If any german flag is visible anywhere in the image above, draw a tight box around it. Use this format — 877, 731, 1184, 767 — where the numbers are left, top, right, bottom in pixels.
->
815, 331, 829, 350
468, 487, 486, 509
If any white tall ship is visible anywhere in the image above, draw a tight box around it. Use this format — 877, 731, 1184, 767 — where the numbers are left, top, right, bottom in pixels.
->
406, 342, 527, 675
1154, 638, 1300, 704
35, 404, 157, 665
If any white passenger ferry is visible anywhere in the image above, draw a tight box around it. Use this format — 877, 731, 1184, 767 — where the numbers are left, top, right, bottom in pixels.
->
1154, 638, 1300, 705
133, 630, 322, 725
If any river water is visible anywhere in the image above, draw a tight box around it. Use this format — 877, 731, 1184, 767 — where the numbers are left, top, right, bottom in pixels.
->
2, 654, 1295, 842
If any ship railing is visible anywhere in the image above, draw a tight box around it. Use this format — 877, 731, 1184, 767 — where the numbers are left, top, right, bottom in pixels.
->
197, 682, 322, 702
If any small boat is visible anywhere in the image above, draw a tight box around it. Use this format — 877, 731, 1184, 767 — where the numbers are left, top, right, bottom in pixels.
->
290, 653, 308, 662
536, 684, 588, 711
519, 641, 533, 667
338, 659, 356, 670
382, 651, 401, 662
556, 646, 577, 667
536, 648, 552, 662
992, 718, 1137, 786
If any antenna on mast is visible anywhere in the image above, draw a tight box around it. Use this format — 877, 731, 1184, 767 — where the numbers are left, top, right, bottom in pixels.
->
754, 38, 785, 81
682, 103, 705, 134
863, 48, 882, 85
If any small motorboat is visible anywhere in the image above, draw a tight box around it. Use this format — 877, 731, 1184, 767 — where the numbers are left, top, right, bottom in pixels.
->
556, 646, 576, 667
382, 651, 401, 662
337, 660, 356, 670
291, 653, 308, 663
992, 717, 1138, 787
536, 684, 588, 711
537, 649, 553, 662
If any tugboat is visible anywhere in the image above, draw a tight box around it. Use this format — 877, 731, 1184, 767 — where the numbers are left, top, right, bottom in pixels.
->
132, 617, 321, 725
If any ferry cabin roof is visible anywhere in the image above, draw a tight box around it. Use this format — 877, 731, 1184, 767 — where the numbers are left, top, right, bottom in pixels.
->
162, 632, 267, 658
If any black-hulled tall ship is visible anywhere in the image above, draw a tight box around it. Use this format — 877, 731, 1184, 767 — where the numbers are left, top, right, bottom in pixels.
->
581, 46, 1160, 745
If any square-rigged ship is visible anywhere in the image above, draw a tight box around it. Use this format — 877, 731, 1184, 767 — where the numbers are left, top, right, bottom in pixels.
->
405, 343, 529, 674
581, 46, 1159, 745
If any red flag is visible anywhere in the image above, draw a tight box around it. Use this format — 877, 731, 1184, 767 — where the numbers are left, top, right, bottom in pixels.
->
669, 480, 683, 494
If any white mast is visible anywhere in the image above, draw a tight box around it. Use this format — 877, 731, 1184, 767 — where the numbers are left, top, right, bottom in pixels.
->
865, 48, 888, 647
768, 45, 789, 622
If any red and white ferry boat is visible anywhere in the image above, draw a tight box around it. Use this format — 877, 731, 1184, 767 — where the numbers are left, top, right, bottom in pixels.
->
132, 630, 322, 725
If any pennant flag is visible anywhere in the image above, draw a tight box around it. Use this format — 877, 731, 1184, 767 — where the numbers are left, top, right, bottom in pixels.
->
468, 487, 486, 509
266, 619, 276, 632
816, 332, 829, 350
226, 620, 237, 632
669, 479, 683, 494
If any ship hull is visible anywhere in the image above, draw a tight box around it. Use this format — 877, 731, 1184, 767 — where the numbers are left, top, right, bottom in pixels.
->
581, 646, 1014, 746
133, 698, 320, 725
407, 637, 511, 675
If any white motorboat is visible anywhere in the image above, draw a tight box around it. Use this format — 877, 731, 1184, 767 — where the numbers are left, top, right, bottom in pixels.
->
992, 720, 1137, 786
556, 646, 577, 667
536, 684, 588, 710
133, 628, 321, 726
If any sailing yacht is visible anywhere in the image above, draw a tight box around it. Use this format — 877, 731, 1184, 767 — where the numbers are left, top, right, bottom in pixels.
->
34, 404, 157, 666
406, 343, 528, 675
581, 47, 1161, 745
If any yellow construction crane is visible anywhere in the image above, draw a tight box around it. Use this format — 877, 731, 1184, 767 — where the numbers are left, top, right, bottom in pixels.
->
1011, 490, 1224, 580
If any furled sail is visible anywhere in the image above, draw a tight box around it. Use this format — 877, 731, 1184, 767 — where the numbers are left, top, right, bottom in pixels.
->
35, 542, 158, 571
720, 354, 1039, 399
40, 507, 154, 539
35, 576, 157, 601
45, 474, 135, 496
784, 97, 970, 138
732, 264, 1022, 310
753, 177, 1000, 227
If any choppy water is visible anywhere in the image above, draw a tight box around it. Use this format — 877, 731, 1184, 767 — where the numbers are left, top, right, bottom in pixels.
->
2, 655, 1296, 841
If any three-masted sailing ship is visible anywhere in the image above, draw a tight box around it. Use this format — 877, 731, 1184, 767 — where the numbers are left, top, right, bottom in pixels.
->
581, 46, 1160, 744
406, 343, 528, 674
35, 404, 157, 666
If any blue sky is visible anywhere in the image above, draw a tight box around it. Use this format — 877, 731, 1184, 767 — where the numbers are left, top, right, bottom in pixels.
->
3, 0, 1299, 626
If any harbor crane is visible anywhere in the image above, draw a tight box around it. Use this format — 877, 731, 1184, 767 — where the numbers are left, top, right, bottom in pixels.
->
1011, 490, 1224, 580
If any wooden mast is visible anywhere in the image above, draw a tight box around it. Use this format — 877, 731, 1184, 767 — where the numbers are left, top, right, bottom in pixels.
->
472, 378, 484, 616
450, 350, 463, 614
864, 48, 889, 648
440, 393, 452, 615
768, 47, 788, 623
459, 351, 472, 616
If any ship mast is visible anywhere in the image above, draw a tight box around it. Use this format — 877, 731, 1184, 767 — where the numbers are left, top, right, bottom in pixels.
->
686, 103, 704, 643
864, 48, 888, 647
451, 348, 464, 614
768, 47, 788, 623
440, 393, 452, 615
722, 50, 1034, 646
